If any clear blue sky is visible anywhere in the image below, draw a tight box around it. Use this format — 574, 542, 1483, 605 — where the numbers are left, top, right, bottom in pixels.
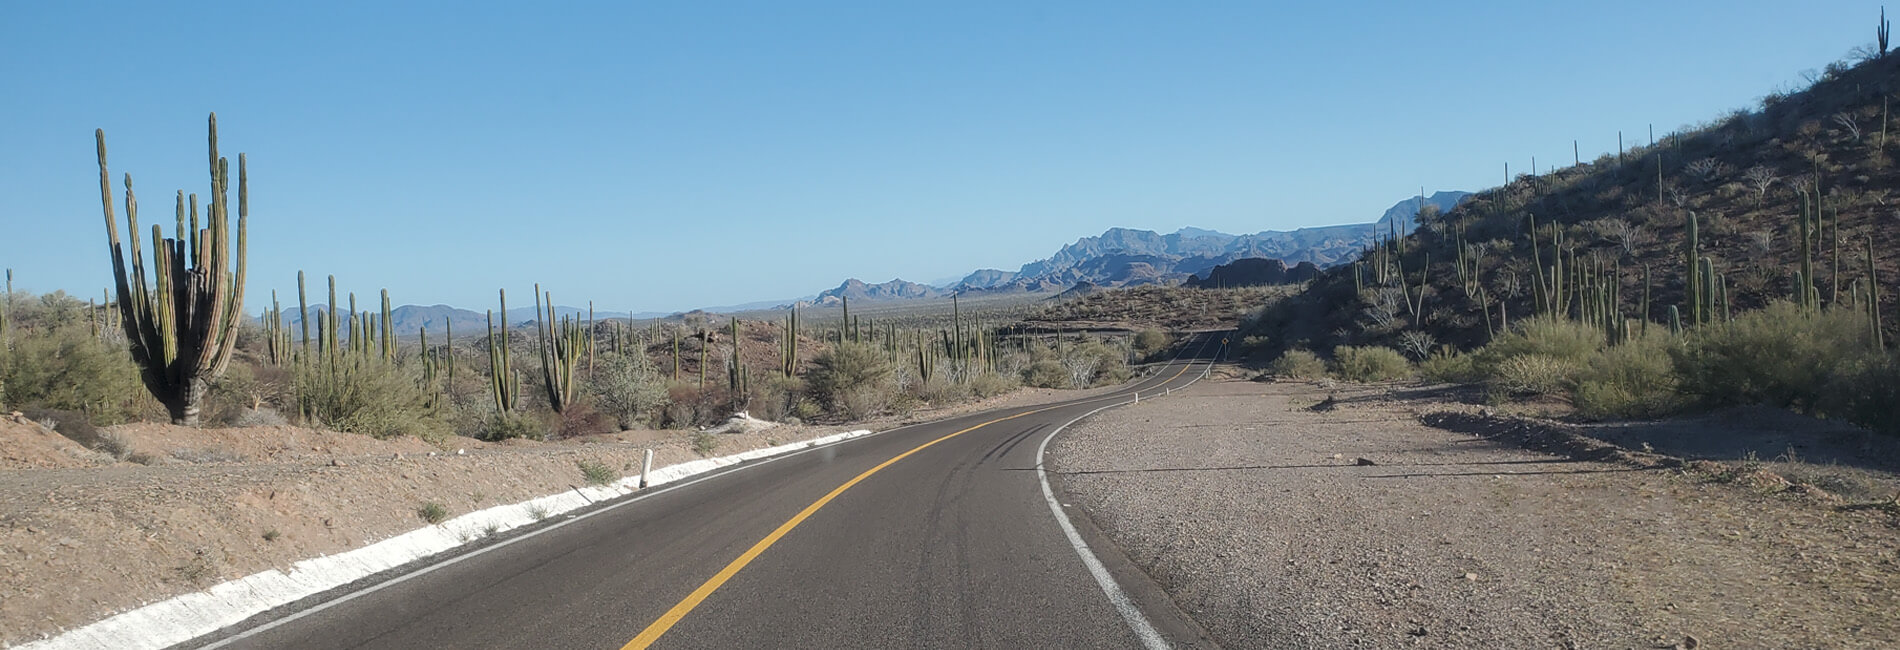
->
0, 1, 1879, 313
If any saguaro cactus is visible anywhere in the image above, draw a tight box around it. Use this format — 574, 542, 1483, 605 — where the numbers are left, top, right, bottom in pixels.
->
535, 285, 585, 414
95, 114, 249, 426
488, 289, 520, 413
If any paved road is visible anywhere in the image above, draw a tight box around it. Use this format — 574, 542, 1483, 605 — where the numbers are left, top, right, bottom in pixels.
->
192, 335, 1227, 650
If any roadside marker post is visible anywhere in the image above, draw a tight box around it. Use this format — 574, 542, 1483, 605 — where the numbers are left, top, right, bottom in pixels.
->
640, 449, 655, 488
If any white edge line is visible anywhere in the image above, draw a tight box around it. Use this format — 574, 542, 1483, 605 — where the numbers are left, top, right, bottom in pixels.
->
16, 338, 1218, 650
1033, 340, 1218, 650
17, 428, 870, 650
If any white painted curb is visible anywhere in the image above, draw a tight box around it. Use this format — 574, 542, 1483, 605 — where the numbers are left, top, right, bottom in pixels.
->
14, 429, 874, 650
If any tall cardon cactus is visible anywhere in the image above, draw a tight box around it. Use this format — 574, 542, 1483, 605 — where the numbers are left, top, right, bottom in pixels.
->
95, 114, 249, 426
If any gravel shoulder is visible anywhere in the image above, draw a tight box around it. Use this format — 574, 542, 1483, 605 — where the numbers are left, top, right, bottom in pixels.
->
1049, 375, 1900, 649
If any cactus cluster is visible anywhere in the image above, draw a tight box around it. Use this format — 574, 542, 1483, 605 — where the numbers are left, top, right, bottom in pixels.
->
780, 305, 800, 377
94, 114, 249, 426
535, 285, 588, 414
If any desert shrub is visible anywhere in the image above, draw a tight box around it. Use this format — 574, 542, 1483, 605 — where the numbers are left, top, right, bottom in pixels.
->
1417, 347, 1482, 384
479, 409, 544, 441
747, 374, 804, 422
553, 401, 616, 438
577, 459, 616, 486
1095, 365, 1133, 385
1133, 329, 1173, 360
1572, 333, 1685, 419
1831, 354, 1900, 435
1489, 354, 1578, 396
914, 375, 971, 404
1480, 317, 1604, 369
835, 383, 890, 420
1268, 348, 1328, 379
1331, 345, 1412, 382
1063, 340, 1129, 387
294, 359, 447, 441
1672, 302, 1874, 414
1, 327, 148, 424
662, 384, 704, 428
1021, 360, 1070, 388
416, 501, 450, 524
966, 371, 1018, 399
690, 431, 718, 456
806, 342, 891, 413
589, 351, 667, 429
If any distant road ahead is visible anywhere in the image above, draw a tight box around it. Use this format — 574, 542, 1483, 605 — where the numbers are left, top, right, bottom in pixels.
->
196, 335, 1227, 649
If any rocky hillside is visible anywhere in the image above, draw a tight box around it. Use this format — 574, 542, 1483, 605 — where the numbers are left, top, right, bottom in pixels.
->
1185, 258, 1320, 288
1250, 48, 1900, 353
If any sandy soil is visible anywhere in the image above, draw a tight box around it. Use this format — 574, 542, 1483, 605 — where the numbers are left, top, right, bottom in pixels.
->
1049, 376, 1900, 649
0, 382, 1126, 648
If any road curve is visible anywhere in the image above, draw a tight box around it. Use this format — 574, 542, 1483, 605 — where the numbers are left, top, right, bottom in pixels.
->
188, 334, 1228, 650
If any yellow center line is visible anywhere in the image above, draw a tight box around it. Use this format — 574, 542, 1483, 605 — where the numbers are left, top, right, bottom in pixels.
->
622, 359, 1199, 649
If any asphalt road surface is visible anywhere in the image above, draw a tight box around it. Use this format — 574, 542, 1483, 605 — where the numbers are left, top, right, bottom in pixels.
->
190, 335, 1228, 650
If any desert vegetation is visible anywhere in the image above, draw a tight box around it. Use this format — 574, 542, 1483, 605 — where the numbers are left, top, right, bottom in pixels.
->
1252, 32, 1900, 435
0, 118, 1150, 449
1026, 284, 1289, 331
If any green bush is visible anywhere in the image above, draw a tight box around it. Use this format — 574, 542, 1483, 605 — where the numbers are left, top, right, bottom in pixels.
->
691, 431, 718, 456
747, 374, 805, 422
835, 383, 890, 420
1095, 365, 1133, 385
1832, 354, 1900, 435
966, 371, 1019, 399
416, 501, 449, 524
294, 359, 448, 441
589, 351, 668, 429
1480, 317, 1604, 369
1, 327, 149, 424
1572, 333, 1684, 419
578, 459, 616, 486
1331, 345, 1412, 382
914, 375, 971, 404
1133, 329, 1172, 360
1021, 360, 1070, 388
1064, 340, 1130, 387
1268, 348, 1328, 379
1417, 347, 1481, 384
806, 342, 891, 413
480, 409, 545, 441
1489, 354, 1577, 396
1672, 302, 1876, 414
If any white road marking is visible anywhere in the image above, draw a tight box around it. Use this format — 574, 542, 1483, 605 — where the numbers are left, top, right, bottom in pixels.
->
1033, 340, 1217, 650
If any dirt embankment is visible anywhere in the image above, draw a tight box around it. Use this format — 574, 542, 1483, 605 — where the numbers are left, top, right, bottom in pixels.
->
1049, 377, 1900, 649
0, 382, 1124, 648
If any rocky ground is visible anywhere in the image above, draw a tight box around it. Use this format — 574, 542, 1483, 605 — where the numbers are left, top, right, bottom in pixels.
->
0, 382, 1125, 648
1049, 373, 1900, 649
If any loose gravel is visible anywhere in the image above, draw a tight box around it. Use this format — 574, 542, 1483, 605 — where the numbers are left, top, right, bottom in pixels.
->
1049, 378, 1900, 649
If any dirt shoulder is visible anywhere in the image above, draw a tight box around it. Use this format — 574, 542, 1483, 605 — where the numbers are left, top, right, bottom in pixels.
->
1048, 376, 1900, 649
0, 382, 1124, 647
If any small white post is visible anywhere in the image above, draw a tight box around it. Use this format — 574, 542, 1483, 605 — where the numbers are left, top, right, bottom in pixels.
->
639, 448, 654, 488
1132, 392, 1139, 404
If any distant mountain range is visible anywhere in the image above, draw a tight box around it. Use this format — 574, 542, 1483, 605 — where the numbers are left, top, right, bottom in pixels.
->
270, 192, 1471, 323
795, 191, 1471, 303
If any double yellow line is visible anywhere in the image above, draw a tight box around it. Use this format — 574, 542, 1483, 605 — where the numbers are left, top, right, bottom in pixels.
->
621, 358, 1201, 648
